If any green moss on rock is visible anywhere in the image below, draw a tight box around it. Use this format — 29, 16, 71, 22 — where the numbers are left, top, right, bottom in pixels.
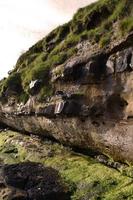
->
0, 131, 133, 199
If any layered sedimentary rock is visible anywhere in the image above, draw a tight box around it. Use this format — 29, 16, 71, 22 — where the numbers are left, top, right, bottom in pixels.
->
0, 33, 133, 162
0, 0, 133, 163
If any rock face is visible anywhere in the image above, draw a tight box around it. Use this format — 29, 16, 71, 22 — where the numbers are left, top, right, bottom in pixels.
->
0, 1, 133, 163
1, 38, 133, 163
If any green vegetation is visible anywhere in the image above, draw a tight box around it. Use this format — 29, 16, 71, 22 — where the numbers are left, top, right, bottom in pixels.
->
38, 85, 53, 101
19, 92, 29, 104
99, 33, 111, 48
0, 0, 133, 102
0, 130, 133, 199
1, 73, 21, 90
120, 17, 133, 35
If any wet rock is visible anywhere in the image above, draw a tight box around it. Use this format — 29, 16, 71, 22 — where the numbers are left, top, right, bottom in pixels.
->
2, 162, 69, 200
1, 37, 133, 164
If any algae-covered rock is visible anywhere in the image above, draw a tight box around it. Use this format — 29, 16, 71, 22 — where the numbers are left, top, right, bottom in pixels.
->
0, 130, 133, 200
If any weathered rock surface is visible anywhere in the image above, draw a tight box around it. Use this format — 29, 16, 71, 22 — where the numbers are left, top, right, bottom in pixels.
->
1, 40, 133, 163
0, 1, 133, 164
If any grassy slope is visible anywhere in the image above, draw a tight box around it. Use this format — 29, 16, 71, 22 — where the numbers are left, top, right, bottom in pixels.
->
0, 130, 133, 200
0, 0, 133, 102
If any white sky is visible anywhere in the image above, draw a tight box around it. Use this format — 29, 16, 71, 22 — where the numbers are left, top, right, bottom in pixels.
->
0, 0, 96, 79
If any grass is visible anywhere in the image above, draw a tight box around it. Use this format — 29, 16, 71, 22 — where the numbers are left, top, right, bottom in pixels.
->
0, 0, 133, 102
120, 17, 133, 35
99, 33, 111, 48
37, 85, 53, 101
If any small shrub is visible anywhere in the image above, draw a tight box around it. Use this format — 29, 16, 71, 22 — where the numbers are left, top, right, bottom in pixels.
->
64, 34, 80, 48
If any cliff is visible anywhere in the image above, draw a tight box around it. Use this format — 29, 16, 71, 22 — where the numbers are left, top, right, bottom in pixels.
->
0, 0, 133, 163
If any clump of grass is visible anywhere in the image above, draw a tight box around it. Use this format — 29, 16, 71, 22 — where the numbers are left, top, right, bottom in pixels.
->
120, 17, 133, 35
99, 33, 111, 48
37, 85, 53, 102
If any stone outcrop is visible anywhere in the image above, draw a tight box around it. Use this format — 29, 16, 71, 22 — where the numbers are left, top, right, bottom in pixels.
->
0, 0, 133, 164
0, 36, 133, 163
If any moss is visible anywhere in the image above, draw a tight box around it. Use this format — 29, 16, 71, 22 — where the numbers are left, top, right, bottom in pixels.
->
44, 155, 133, 200
0, 130, 133, 199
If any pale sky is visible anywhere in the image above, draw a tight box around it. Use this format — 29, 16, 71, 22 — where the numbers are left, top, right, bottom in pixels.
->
0, 0, 96, 79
